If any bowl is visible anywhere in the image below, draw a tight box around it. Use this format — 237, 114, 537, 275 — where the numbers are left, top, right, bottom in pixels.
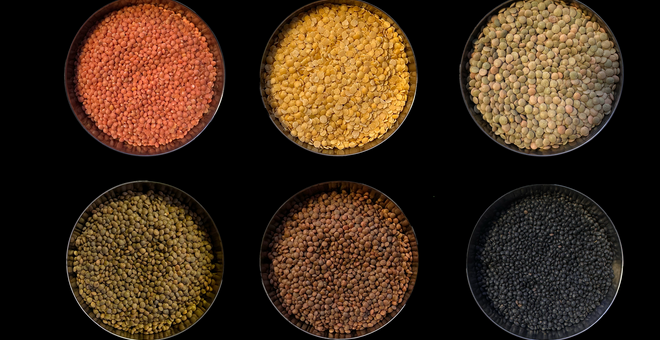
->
459, 0, 623, 156
466, 184, 623, 339
64, 0, 225, 156
259, 0, 418, 156
66, 180, 225, 339
259, 181, 419, 338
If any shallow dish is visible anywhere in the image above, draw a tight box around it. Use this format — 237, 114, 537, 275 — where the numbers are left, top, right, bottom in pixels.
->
66, 180, 224, 339
260, 0, 417, 156
260, 181, 419, 338
459, 0, 623, 156
466, 184, 623, 339
64, 0, 225, 156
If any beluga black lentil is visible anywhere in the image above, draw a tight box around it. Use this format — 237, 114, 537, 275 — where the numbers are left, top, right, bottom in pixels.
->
475, 190, 614, 331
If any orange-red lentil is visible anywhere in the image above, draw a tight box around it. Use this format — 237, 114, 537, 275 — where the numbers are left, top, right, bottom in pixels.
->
74, 4, 217, 147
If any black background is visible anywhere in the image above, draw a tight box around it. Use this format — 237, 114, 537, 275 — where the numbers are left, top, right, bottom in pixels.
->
37, 0, 650, 338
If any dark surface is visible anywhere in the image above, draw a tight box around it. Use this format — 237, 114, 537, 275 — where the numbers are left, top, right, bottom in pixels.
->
25, 0, 650, 338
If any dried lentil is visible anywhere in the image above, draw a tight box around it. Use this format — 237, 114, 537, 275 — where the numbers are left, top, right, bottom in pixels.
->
72, 190, 216, 334
466, 0, 620, 150
74, 4, 217, 147
476, 191, 614, 331
267, 190, 413, 333
263, 4, 410, 150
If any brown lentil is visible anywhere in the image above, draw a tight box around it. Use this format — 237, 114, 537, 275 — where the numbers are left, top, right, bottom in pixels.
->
263, 4, 410, 150
74, 4, 217, 147
72, 190, 216, 334
267, 190, 413, 334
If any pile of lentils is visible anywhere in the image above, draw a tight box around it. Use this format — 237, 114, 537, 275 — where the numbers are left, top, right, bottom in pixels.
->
475, 191, 615, 331
74, 4, 218, 147
263, 4, 411, 150
267, 190, 414, 334
466, 0, 620, 150
72, 190, 216, 334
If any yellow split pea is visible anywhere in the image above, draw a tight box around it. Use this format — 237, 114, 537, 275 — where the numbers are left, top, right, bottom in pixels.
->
263, 4, 410, 150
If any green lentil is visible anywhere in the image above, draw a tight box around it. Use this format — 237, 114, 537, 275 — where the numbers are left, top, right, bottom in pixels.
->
466, 0, 620, 150
72, 190, 217, 335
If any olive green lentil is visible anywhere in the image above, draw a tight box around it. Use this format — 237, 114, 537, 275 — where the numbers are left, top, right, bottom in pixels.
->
467, 0, 620, 150
72, 190, 216, 334
267, 190, 413, 334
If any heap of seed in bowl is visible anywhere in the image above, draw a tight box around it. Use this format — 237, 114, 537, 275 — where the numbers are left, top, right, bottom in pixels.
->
267, 190, 414, 334
73, 4, 218, 147
475, 191, 615, 331
466, 0, 620, 150
72, 190, 216, 334
263, 4, 410, 150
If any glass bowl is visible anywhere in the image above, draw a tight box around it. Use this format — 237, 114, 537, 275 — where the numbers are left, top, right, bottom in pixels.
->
260, 180, 419, 338
459, 0, 623, 156
466, 184, 623, 339
66, 180, 225, 339
64, 0, 225, 156
259, 0, 418, 156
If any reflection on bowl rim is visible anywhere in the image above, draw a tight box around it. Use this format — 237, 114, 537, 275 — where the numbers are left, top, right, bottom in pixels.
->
259, 0, 418, 157
465, 183, 623, 340
259, 180, 419, 339
459, 0, 624, 156
64, 0, 226, 156
66, 180, 225, 339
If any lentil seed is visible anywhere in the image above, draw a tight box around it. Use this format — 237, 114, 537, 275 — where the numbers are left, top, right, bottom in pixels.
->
263, 4, 410, 150
475, 191, 614, 332
74, 4, 217, 148
466, 0, 620, 149
73, 190, 216, 334
267, 189, 413, 333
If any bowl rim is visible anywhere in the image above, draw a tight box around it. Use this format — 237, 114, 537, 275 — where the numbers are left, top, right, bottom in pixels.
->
258, 0, 418, 157
64, 0, 226, 157
259, 180, 420, 339
458, 0, 624, 156
465, 183, 624, 340
65, 180, 225, 339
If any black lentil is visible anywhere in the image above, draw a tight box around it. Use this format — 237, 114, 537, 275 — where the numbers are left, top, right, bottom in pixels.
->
475, 191, 614, 331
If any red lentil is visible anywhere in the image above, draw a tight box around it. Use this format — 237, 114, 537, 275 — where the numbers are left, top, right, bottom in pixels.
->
74, 4, 217, 147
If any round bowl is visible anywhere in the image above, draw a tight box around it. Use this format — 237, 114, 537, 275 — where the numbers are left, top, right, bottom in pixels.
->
459, 0, 623, 156
259, 0, 418, 156
259, 181, 419, 338
466, 184, 623, 339
64, 0, 225, 156
66, 180, 225, 339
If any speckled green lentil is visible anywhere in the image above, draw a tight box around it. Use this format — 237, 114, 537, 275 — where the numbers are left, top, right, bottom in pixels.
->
466, 0, 620, 150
